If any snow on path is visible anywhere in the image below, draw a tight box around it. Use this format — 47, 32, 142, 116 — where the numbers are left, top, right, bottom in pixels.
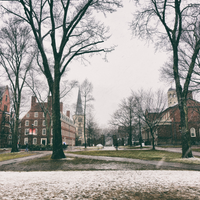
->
0, 171, 200, 199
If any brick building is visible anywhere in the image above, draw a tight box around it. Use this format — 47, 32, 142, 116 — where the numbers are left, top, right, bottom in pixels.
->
142, 89, 200, 145
20, 96, 76, 146
0, 85, 11, 148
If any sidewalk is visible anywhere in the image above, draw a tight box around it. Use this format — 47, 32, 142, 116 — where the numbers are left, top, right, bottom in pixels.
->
0, 151, 51, 166
156, 146, 200, 157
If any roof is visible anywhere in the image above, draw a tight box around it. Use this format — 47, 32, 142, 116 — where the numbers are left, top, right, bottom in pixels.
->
75, 89, 83, 115
0, 86, 8, 102
168, 87, 175, 92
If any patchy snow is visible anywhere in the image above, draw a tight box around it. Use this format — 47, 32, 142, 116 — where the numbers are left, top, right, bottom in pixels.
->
0, 171, 200, 199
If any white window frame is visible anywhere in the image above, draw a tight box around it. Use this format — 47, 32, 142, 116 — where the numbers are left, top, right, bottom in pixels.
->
24, 138, 28, 144
34, 120, 38, 126
42, 128, 46, 135
51, 128, 53, 135
51, 137, 53, 145
43, 120, 46, 126
34, 112, 38, 118
33, 138, 37, 145
26, 113, 30, 118
25, 120, 29, 126
24, 129, 29, 135
8, 134, 12, 139
190, 128, 196, 137
41, 138, 47, 145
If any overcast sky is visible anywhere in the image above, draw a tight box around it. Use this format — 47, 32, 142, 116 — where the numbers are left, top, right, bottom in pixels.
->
64, 1, 170, 128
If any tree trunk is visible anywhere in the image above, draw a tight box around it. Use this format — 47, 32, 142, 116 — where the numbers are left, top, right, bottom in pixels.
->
51, 65, 65, 159
84, 100, 87, 148
173, 45, 193, 158
151, 129, 155, 150
179, 100, 193, 158
11, 97, 20, 152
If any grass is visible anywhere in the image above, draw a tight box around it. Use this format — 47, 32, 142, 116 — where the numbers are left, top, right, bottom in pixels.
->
70, 150, 200, 164
70, 150, 182, 161
192, 148, 200, 152
0, 152, 36, 162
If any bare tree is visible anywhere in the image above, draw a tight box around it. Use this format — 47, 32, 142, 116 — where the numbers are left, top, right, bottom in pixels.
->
80, 79, 94, 148
110, 95, 136, 146
131, 0, 200, 158
1, 0, 122, 158
0, 18, 35, 152
86, 111, 99, 146
132, 89, 167, 150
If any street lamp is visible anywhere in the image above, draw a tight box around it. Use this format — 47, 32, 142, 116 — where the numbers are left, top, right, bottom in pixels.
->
31, 124, 34, 146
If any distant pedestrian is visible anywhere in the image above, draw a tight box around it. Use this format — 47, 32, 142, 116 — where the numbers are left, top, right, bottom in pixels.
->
25, 143, 28, 152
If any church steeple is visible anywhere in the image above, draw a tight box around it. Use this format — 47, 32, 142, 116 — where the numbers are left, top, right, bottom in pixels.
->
75, 89, 83, 115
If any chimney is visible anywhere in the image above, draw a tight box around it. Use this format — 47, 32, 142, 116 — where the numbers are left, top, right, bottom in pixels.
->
66, 110, 70, 118
60, 102, 63, 113
31, 96, 36, 108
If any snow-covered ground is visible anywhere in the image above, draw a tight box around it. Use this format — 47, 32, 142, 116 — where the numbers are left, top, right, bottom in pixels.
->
0, 171, 200, 199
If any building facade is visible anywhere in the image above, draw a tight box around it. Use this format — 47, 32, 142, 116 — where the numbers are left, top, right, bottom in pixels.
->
73, 89, 85, 145
0, 85, 11, 147
20, 96, 76, 146
142, 89, 200, 145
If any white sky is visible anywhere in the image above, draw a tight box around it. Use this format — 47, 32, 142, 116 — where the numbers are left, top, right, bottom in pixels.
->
65, 1, 170, 128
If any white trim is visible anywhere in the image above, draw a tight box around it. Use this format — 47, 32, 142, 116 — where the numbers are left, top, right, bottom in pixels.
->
42, 128, 46, 135
190, 128, 196, 137
41, 138, 47, 145
33, 138, 37, 145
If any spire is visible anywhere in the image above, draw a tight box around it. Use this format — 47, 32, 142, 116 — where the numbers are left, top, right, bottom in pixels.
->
76, 89, 83, 115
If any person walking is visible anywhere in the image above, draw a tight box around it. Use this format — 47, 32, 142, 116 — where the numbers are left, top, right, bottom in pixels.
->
25, 143, 28, 152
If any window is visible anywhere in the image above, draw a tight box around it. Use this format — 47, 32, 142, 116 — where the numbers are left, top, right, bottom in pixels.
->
34, 112, 38, 117
4, 105, 7, 112
43, 120, 46, 126
43, 112, 45, 118
78, 117, 82, 122
51, 129, 53, 135
51, 138, 53, 145
5, 95, 7, 101
41, 138, 47, 145
24, 138, 28, 144
34, 120, 38, 126
78, 128, 82, 136
25, 120, 29, 126
33, 138, 37, 145
26, 113, 30, 118
42, 128, 46, 135
8, 134, 12, 139
35, 128, 38, 135
190, 128, 196, 137
24, 129, 29, 135
8, 141, 12, 145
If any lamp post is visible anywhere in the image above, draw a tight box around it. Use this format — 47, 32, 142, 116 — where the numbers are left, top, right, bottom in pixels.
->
31, 124, 34, 146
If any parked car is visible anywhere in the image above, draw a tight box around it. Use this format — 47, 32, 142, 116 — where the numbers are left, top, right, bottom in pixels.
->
96, 144, 103, 147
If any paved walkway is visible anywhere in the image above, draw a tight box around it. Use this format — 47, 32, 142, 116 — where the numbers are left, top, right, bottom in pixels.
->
0, 151, 51, 166
0, 148, 199, 171
156, 146, 200, 157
